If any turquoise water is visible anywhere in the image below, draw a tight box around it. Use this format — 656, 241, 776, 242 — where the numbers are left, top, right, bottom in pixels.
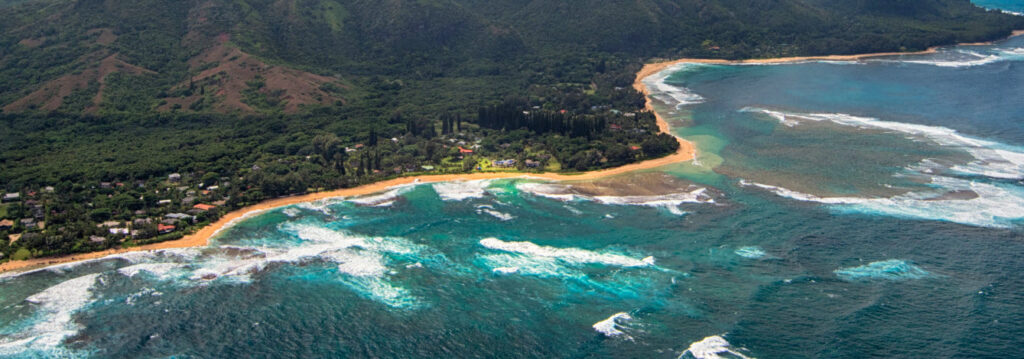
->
974, 0, 1024, 14
4, 28, 1024, 359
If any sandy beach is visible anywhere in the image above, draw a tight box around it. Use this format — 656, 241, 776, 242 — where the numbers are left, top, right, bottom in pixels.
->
4, 29, 1022, 274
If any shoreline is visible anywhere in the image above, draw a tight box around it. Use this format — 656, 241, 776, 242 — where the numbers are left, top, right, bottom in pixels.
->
3, 30, 1022, 274
0, 121, 697, 274
634, 29, 1024, 83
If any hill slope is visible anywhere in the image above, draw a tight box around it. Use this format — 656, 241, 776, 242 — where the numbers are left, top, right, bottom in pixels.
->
0, 0, 1021, 114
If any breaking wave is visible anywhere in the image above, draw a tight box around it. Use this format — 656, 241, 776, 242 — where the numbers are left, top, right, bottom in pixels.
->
432, 180, 493, 201
347, 186, 412, 207
734, 246, 767, 259
593, 312, 634, 339
644, 63, 708, 108
876, 47, 1024, 68
476, 205, 515, 221
737, 108, 1024, 228
479, 238, 655, 268
0, 274, 100, 357
679, 335, 754, 359
516, 182, 715, 215
834, 259, 930, 281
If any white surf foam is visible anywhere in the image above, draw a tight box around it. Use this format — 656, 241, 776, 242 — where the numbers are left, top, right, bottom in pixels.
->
516, 182, 714, 214
347, 187, 410, 206
282, 207, 301, 217
740, 176, 1024, 228
296, 199, 340, 215
117, 263, 184, 279
432, 180, 492, 201
834, 259, 930, 281
480, 254, 570, 278
644, 63, 708, 108
679, 335, 754, 359
0, 274, 100, 356
592, 312, 633, 339
866, 46, 1024, 68
516, 182, 578, 201
475, 205, 515, 221
479, 238, 655, 268
734, 246, 767, 259
321, 249, 389, 277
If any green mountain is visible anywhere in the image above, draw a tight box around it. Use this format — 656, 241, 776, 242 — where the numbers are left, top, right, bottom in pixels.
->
0, 0, 1020, 114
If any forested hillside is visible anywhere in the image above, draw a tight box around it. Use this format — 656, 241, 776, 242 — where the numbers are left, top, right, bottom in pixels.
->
0, 0, 1020, 115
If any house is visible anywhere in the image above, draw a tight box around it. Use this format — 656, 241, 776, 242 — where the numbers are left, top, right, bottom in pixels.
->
165, 213, 192, 220
99, 221, 121, 228
20, 218, 35, 229
624, 112, 636, 117
182, 196, 196, 205
206, 185, 219, 191
157, 224, 176, 234
109, 228, 129, 235
494, 159, 517, 168
458, 146, 474, 154
89, 235, 106, 243
30, 205, 44, 220
133, 218, 152, 226
168, 173, 182, 183
421, 165, 435, 171
193, 203, 216, 211
251, 165, 262, 171
0, 219, 13, 230
2, 192, 20, 202
630, 146, 642, 151
610, 124, 622, 131
99, 182, 113, 189
43, 186, 55, 193
158, 199, 173, 206
525, 160, 541, 168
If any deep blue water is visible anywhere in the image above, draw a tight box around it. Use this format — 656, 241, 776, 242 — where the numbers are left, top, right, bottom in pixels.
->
2, 19, 1024, 359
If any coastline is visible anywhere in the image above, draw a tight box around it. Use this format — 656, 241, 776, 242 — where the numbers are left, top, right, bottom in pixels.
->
3, 30, 1022, 274
634, 29, 1024, 85
0, 127, 697, 274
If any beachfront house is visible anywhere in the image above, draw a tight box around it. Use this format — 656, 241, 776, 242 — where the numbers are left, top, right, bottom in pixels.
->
157, 224, 176, 234
0, 219, 13, 230
494, 159, 517, 168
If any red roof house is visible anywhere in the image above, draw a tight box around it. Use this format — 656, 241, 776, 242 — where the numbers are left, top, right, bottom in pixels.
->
193, 203, 216, 211
157, 224, 176, 234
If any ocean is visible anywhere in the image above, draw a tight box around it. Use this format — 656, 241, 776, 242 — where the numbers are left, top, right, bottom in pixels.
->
3, 14, 1024, 359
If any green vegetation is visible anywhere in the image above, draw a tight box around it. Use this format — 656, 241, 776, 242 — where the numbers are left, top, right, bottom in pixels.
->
0, 0, 1021, 261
